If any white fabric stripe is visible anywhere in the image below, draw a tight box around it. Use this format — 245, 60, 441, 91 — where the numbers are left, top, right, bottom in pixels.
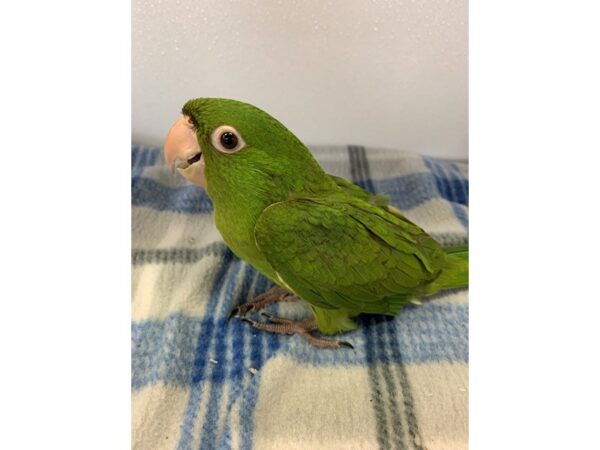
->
132, 382, 189, 450
403, 362, 468, 450
253, 357, 379, 450
132, 206, 220, 249
132, 255, 221, 321
400, 198, 468, 245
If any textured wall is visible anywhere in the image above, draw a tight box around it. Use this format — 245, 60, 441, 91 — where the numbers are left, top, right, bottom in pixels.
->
133, 0, 467, 159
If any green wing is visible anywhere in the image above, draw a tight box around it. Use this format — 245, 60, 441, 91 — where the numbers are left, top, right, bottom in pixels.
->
254, 194, 447, 316
329, 174, 390, 206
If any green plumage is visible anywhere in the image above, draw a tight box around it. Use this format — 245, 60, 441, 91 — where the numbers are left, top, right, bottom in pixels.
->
181, 98, 468, 335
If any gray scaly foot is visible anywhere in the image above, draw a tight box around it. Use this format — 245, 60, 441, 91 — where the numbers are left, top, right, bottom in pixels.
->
242, 313, 354, 350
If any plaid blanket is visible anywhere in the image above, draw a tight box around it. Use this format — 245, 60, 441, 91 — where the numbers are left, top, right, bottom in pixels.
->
132, 144, 469, 450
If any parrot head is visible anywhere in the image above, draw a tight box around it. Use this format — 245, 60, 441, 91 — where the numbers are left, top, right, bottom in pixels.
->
164, 98, 328, 200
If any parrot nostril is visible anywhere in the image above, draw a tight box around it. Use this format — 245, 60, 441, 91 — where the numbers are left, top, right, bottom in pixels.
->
183, 115, 196, 129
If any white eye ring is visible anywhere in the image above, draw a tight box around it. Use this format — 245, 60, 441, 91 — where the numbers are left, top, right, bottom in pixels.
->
210, 125, 246, 154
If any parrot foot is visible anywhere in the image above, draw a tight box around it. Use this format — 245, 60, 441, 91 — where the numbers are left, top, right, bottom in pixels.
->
242, 313, 354, 350
229, 286, 298, 318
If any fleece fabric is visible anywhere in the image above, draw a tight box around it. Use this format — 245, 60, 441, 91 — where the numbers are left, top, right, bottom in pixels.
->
132, 144, 469, 450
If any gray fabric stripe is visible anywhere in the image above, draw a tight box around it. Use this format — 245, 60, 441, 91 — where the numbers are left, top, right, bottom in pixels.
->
348, 144, 362, 182
386, 320, 425, 450
357, 145, 377, 193
349, 145, 390, 449
364, 318, 391, 449
395, 353, 425, 450
352, 144, 425, 450
131, 242, 228, 265
348, 145, 407, 449
353, 144, 431, 450
379, 320, 407, 450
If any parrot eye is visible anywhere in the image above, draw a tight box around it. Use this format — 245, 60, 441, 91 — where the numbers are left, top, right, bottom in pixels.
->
220, 132, 237, 149
210, 125, 246, 154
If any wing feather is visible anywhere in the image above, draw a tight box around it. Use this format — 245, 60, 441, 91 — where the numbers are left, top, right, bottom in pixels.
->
254, 195, 446, 314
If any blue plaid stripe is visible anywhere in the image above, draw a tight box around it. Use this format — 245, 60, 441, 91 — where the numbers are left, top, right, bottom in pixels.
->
131, 154, 468, 215
423, 156, 469, 229
131, 145, 161, 181
132, 290, 467, 391
132, 177, 215, 213
133, 172, 470, 214
422, 156, 469, 206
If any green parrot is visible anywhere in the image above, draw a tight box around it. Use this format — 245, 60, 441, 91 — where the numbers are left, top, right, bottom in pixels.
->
164, 98, 468, 349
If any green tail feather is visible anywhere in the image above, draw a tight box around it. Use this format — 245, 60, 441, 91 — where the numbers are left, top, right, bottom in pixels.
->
430, 246, 469, 292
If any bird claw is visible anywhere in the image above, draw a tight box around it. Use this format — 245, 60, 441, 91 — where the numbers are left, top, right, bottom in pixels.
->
228, 286, 298, 319
228, 304, 255, 319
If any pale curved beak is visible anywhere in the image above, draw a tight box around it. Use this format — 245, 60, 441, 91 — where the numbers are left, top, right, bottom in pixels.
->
164, 115, 200, 171
164, 115, 207, 188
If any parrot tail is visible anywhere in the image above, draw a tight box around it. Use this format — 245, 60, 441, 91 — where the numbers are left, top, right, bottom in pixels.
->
430, 246, 469, 292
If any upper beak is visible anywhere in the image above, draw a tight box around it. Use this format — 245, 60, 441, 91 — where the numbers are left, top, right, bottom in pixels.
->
164, 115, 207, 188
164, 115, 201, 172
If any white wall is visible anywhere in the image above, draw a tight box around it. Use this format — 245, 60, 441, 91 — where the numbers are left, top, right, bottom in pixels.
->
133, 0, 467, 159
